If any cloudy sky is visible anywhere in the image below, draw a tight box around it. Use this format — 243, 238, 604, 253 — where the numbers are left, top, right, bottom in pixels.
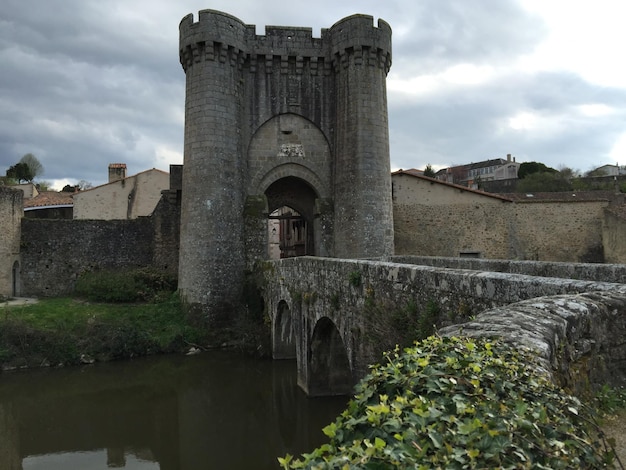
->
2, 0, 626, 189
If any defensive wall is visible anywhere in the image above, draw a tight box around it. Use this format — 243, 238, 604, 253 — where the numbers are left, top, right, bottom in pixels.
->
19, 189, 180, 297
604, 205, 626, 263
393, 182, 611, 262
262, 256, 626, 395
0, 187, 22, 299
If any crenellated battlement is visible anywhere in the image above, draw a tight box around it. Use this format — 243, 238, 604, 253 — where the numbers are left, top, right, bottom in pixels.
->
179, 10, 391, 75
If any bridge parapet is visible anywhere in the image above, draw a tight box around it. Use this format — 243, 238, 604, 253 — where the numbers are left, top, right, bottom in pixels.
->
263, 257, 626, 395
440, 291, 626, 393
394, 255, 626, 284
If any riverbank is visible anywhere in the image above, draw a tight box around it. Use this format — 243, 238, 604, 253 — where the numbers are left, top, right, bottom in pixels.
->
0, 295, 213, 371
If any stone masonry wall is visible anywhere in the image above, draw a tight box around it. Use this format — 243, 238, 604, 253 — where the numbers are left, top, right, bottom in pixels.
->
603, 208, 626, 264
394, 201, 511, 259
20, 218, 154, 297
512, 200, 606, 262
0, 187, 22, 298
440, 291, 626, 392
392, 255, 626, 284
394, 198, 608, 262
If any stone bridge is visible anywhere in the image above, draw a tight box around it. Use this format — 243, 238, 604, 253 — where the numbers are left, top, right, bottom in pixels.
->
262, 256, 626, 396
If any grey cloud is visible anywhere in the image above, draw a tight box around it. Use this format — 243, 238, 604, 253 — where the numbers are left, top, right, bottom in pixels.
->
391, 0, 547, 74
1, 0, 624, 188
388, 70, 626, 171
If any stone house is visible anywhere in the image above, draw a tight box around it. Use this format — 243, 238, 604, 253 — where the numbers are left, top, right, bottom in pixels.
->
434, 154, 520, 189
72, 164, 169, 220
592, 164, 626, 177
10, 183, 39, 199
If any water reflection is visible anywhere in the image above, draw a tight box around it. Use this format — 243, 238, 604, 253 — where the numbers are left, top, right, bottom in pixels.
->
0, 352, 348, 470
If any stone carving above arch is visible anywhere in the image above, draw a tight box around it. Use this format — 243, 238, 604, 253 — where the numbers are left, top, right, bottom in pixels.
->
257, 163, 327, 202
247, 113, 331, 198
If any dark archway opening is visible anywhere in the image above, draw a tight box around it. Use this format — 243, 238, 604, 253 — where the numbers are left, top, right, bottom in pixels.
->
265, 177, 317, 259
308, 317, 352, 396
12, 261, 20, 297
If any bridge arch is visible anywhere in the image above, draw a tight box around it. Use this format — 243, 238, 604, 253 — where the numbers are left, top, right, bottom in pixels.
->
307, 316, 353, 396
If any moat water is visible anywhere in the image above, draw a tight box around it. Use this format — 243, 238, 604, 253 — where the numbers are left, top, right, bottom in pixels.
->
0, 352, 348, 470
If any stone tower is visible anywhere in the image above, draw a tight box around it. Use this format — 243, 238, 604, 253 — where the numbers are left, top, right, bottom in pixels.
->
178, 10, 394, 325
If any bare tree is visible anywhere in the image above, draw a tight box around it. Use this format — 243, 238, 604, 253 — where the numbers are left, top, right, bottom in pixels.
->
19, 153, 44, 180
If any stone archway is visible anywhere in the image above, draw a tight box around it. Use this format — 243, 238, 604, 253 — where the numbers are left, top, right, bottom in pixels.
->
307, 317, 353, 396
265, 177, 317, 259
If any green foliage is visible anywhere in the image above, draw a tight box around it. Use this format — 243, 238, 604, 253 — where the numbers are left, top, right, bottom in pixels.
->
518, 161, 558, 179
62, 184, 80, 192
349, 271, 362, 288
424, 164, 436, 178
594, 384, 626, 415
0, 295, 207, 367
516, 171, 573, 193
5, 153, 44, 183
280, 336, 612, 469
364, 298, 442, 352
417, 300, 440, 338
6, 162, 34, 183
74, 267, 177, 303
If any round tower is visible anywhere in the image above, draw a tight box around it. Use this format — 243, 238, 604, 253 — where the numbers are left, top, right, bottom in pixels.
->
178, 10, 249, 326
329, 15, 394, 258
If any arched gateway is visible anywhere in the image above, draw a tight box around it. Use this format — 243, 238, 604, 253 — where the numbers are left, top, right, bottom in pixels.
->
178, 10, 394, 327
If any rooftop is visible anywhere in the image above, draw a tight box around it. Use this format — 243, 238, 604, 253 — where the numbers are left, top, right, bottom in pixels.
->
23, 191, 74, 209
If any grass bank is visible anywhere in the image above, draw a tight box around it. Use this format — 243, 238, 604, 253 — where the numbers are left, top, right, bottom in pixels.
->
0, 295, 208, 370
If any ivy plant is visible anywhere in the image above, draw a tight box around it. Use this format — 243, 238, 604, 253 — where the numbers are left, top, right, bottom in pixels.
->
279, 336, 613, 469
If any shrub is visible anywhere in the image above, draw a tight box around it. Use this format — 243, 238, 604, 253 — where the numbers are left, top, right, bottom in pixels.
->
75, 268, 177, 303
363, 299, 442, 352
349, 271, 362, 288
280, 336, 612, 469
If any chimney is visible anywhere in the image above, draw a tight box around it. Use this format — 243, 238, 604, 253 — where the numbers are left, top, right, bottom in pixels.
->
108, 163, 127, 183
507, 154, 511, 162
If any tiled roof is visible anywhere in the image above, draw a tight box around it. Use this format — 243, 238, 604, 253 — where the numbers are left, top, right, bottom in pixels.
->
23, 191, 74, 208
392, 169, 513, 202
392, 168, 424, 177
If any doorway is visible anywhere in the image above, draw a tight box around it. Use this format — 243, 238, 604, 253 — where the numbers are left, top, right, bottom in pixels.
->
265, 176, 317, 259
